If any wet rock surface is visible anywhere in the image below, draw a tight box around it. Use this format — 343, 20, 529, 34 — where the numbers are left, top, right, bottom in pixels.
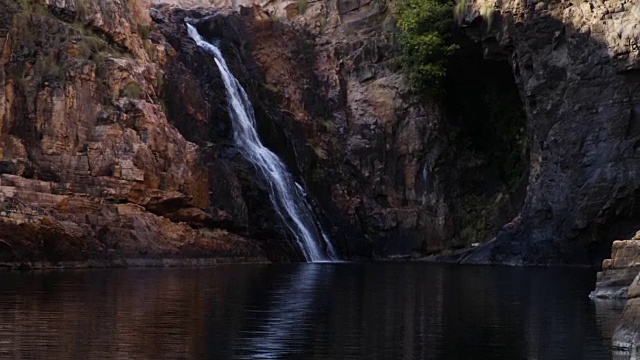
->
613, 272, 640, 355
594, 237, 640, 355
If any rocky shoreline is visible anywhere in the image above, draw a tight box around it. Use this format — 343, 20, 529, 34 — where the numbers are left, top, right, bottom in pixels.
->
0, 256, 269, 271
592, 235, 640, 355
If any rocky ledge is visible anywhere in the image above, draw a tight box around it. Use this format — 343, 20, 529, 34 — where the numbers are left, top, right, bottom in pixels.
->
591, 238, 640, 299
592, 233, 640, 355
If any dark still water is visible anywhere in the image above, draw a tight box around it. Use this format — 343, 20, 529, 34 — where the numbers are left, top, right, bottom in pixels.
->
0, 263, 624, 359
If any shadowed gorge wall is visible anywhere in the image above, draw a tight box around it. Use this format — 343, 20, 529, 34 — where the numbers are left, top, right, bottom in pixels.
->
458, 0, 640, 265
441, 35, 528, 250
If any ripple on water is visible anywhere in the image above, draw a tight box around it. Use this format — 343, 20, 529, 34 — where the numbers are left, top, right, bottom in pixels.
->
0, 264, 623, 359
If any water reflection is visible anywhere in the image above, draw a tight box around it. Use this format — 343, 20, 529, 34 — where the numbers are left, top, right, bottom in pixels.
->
593, 299, 630, 360
233, 264, 334, 359
0, 264, 623, 359
593, 299, 626, 339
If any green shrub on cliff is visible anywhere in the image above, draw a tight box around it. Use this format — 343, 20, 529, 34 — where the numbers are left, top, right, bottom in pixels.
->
396, 0, 458, 92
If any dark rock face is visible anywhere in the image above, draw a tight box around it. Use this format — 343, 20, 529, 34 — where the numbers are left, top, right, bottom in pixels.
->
177, 4, 451, 258
153, 8, 307, 260
152, 0, 531, 260
459, 0, 640, 266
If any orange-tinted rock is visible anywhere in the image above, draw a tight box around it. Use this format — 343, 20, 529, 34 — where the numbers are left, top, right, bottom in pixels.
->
0, 0, 268, 267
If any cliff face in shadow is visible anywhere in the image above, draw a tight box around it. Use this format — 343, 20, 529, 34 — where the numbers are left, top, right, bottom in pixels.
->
458, 0, 640, 265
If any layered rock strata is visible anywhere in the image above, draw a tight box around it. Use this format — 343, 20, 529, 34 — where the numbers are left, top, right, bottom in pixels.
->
0, 0, 267, 267
592, 239, 640, 299
593, 236, 640, 354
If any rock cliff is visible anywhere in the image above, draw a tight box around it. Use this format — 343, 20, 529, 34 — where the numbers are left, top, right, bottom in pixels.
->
0, 0, 266, 267
1, 0, 639, 266
150, 0, 533, 259
156, 0, 640, 264
458, 0, 640, 265
595, 237, 640, 355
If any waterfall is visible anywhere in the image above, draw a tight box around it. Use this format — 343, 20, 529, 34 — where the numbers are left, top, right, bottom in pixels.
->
186, 23, 337, 262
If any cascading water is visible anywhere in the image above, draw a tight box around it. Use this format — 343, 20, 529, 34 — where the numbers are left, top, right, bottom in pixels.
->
186, 23, 337, 262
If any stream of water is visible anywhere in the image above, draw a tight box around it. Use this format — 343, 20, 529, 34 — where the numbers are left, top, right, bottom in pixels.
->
186, 23, 336, 262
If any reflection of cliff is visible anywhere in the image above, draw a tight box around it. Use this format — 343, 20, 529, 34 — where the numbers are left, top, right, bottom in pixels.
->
593, 299, 626, 341
0, 265, 621, 359
0, 268, 262, 358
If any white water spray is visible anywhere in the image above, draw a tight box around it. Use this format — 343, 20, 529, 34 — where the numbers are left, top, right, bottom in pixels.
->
186, 23, 337, 262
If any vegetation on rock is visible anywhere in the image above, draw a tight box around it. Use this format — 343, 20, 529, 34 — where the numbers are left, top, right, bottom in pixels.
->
395, 0, 458, 92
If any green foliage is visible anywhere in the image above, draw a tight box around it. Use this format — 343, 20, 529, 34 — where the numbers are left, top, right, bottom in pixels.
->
396, 0, 458, 93
310, 144, 329, 160
45, 62, 64, 80
16, 0, 30, 10
80, 34, 106, 53
459, 194, 492, 245
321, 119, 336, 133
156, 71, 164, 93
319, 17, 328, 33
10, 0, 49, 15
159, 97, 169, 114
